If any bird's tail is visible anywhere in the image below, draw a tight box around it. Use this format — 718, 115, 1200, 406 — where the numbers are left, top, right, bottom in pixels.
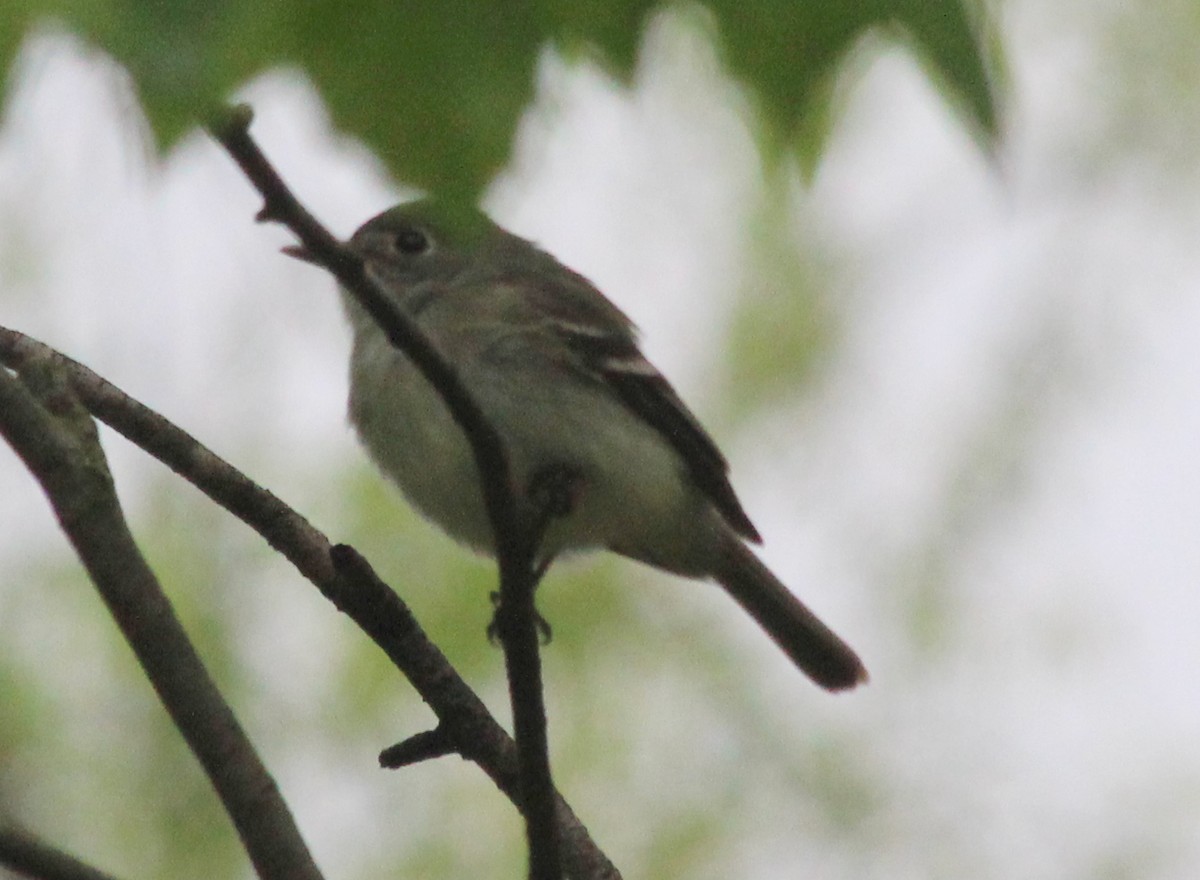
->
712, 539, 868, 691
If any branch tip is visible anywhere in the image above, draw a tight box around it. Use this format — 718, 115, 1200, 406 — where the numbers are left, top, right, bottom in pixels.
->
330, 542, 366, 574
380, 728, 458, 769
205, 103, 254, 142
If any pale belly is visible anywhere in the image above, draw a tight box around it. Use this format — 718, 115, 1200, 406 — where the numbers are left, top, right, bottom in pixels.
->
347, 330, 720, 575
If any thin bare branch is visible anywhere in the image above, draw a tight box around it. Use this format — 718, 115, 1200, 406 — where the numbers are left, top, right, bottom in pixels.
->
0, 354, 323, 880
206, 104, 562, 878
0, 823, 122, 880
0, 326, 620, 880
379, 726, 458, 769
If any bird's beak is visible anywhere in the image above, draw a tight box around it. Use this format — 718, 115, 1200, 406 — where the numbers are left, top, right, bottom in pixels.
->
281, 244, 320, 264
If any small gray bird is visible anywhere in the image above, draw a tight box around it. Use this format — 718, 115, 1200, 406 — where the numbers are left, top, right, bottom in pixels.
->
293, 200, 866, 691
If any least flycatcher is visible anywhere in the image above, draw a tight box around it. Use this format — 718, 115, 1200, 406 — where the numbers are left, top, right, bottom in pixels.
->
292, 200, 866, 691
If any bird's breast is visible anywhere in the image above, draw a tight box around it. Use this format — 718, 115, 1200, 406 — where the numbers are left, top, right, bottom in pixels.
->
348, 330, 495, 551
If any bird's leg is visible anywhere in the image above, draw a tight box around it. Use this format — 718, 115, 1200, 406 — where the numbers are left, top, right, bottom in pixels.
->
527, 462, 586, 531
487, 463, 586, 644
527, 463, 586, 573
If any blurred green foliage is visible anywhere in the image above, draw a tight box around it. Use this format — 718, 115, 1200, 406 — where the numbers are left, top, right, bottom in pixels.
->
725, 195, 840, 415
0, 0, 999, 198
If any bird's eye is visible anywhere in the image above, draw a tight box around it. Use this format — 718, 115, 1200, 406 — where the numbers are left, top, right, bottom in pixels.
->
392, 227, 430, 255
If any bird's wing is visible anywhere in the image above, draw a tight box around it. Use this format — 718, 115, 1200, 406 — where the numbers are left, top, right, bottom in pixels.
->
517, 271, 762, 543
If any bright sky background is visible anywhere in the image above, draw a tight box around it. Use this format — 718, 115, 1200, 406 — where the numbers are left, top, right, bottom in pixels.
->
2, 1, 1198, 878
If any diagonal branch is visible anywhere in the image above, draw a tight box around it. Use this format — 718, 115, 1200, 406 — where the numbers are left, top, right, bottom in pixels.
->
0, 326, 620, 880
0, 353, 323, 880
0, 822, 123, 880
206, 104, 562, 879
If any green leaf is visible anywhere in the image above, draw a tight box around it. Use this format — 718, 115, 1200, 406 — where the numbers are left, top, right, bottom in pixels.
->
535, 0, 658, 80
280, 1, 539, 203
1, 0, 1002, 202
709, 0, 1000, 173
0, 0, 35, 102
708, 0, 879, 169
892, 0, 1002, 145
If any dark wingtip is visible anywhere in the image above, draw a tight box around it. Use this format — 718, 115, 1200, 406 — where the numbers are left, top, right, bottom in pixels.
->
729, 507, 762, 544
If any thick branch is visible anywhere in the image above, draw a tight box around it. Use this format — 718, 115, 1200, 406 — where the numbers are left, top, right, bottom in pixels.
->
206, 105, 562, 878
0, 356, 323, 880
0, 327, 620, 880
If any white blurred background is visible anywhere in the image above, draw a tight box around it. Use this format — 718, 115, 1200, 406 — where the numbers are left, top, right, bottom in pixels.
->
1, 1, 1198, 878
